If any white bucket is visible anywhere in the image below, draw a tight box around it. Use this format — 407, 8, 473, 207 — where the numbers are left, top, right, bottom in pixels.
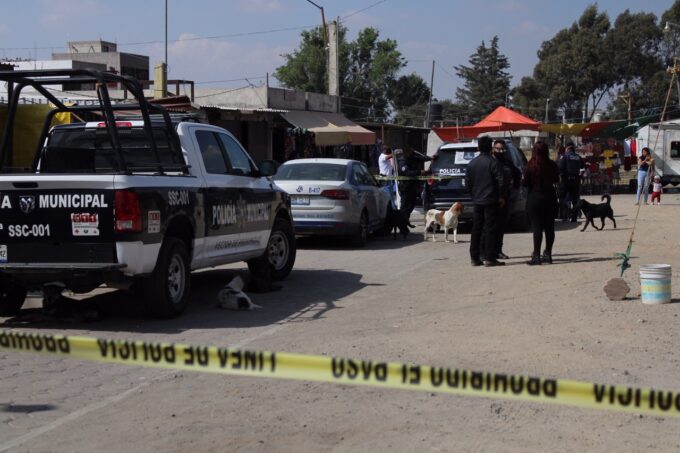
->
640, 264, 672, 305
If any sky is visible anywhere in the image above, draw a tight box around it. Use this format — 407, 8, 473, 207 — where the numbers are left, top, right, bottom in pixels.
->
0, 0, 674, 102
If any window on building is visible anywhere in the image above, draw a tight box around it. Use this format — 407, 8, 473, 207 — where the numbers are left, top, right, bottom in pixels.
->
671, 141, 680, 159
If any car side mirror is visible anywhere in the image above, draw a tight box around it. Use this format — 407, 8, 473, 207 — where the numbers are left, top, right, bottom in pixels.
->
259, 159, 279, 177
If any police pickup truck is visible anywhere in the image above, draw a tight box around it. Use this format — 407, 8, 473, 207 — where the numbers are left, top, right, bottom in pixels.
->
0, 69, 296, 317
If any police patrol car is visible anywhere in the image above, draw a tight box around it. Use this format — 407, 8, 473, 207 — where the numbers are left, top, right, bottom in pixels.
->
0, 69, 296, 317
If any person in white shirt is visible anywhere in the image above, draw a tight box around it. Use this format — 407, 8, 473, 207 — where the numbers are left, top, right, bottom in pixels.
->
378, 146, 394, 176
378, 146, 396, 207
651, 175, 663, 205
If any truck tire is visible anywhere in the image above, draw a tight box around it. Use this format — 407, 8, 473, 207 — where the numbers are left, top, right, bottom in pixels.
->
0, 282, 27, 316
143, 237, 191, 318
248, 217, 296, 281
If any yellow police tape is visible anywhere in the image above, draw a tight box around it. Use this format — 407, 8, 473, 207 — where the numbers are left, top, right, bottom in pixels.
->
2, 329, 679, 419
375, 175, 458, 181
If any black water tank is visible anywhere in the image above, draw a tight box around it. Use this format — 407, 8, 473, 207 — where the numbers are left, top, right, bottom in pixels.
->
429, 103, 443, 123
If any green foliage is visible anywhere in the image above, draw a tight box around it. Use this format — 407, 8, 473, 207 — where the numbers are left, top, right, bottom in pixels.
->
533, 5, 611, 121
276, 3, 680, 126
275, 26, 332, 94
606, 10, 666, 119
511, 76, 550, 121
389, 73, 431, 126
276, 26, 416, 122
661, 0, 680, 66
390, 73, 430, 111
609, 70, 673, 119
606, 10, 662, 83
454, 36, 511, 120
525, 3, 675, 122
342, 28, 406, 121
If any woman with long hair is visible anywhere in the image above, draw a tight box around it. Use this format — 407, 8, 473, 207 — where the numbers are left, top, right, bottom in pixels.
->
523, 141, 560, 265
635, 147, 654, 205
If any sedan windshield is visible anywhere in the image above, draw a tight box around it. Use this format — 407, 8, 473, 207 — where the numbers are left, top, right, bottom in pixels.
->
274, 163, 347, 181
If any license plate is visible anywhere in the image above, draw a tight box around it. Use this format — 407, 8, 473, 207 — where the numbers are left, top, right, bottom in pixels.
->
0, 245, 6, 263
291, 196, 310, 206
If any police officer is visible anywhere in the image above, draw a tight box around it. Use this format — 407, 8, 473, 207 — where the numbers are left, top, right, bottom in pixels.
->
492, 140, 521, 259
558, 142, 584, 222
398, 147, 430, 224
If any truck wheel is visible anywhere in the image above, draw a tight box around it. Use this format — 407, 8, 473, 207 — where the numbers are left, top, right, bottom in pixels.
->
248, 217, 296, 281
351, 211, 369, 247
0, 282, 27, 316
143, 238, 190, 318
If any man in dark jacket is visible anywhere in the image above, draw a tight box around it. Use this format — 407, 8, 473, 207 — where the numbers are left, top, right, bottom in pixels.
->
558, 142, 583, 222
466, 136, 506, 267
398, 147, 429, 224
492, 140, 521, 259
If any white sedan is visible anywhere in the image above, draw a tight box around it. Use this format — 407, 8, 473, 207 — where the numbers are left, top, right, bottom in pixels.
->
273, 158, 391, 246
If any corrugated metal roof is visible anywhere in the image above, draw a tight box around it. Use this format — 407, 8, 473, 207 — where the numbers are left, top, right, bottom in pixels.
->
357, 121, 430, 132
198, 105, 289, 113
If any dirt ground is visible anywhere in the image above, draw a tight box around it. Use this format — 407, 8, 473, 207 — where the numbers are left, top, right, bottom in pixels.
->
1, 193, 680, 452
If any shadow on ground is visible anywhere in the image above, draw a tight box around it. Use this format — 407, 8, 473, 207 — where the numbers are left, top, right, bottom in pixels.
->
296, 233, 424, 250
0, 403, 57, 414
503, 252, 632, 266
1, 269, 372, 333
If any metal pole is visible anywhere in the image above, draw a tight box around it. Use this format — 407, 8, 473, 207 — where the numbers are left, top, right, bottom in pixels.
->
305, 0, 329, 94
165, 0, 168, 97
544, 98, 550, 123
675, 58, 680, 106
165, 0, 168, 69
425, 60, 434, 128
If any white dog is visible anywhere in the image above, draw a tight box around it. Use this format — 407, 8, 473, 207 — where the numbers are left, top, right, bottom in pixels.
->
217, 276, 261, 310
424, 202, 463, 243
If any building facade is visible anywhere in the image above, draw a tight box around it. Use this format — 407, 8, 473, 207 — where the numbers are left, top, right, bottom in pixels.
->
52, 40, 149, 83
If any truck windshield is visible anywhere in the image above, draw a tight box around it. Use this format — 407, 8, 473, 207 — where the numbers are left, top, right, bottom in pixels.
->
39, 127, 184, 173
431, 148, 478, 171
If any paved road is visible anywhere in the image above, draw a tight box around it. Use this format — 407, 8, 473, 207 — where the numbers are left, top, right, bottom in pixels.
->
2, 194, 680, 452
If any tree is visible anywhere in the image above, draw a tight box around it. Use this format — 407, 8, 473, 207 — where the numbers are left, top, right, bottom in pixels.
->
389, 73, 431, 126
511, 76, 549, 121
276, 26, 407, 122
661, 0, 680, 66
606, 10, 665, 119
342, 28, 406, 121
454, 36, 511, 120
607, 10, 662, 83
533, 5, 612, 122
275, 26, 338, 94
390, 73, 430, 111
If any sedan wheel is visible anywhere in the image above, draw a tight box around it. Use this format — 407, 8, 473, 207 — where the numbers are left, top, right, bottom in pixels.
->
352, 211, 369, 247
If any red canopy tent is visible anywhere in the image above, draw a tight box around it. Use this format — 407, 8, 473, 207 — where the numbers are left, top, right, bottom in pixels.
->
433, 106, 541, 142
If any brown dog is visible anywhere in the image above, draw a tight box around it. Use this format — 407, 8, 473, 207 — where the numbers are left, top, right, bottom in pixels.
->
424, 202, 463, 242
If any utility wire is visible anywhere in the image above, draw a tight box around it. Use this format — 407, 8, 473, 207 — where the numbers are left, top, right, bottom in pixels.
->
0, 25, 316, 52
195, 76, 267, 85
340, 0, 388, 21
435, 61, 457, 81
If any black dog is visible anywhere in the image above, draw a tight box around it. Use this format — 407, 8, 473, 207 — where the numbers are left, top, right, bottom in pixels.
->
574, 194, 616, 232
385, 208, 410, 240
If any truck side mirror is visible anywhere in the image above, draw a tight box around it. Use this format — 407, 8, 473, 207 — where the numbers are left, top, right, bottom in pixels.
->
259, 160, 279, 177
